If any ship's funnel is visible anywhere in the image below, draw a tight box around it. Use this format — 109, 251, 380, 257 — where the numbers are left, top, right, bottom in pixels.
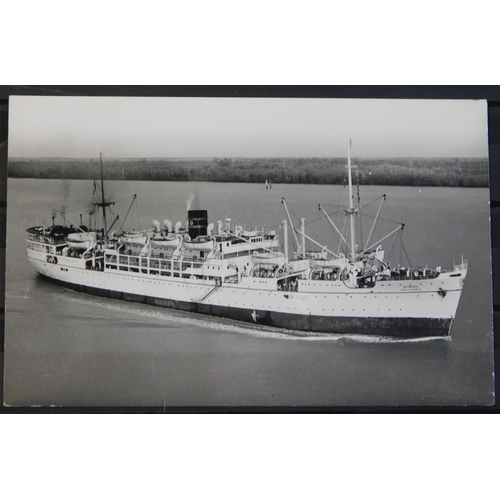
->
175, 221, 182, 233
151, 219, 161, 232
163, 219, 173, 233
187, 210, 208, 239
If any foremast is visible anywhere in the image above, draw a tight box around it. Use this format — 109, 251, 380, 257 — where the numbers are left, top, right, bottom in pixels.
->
94, 152, 114, 242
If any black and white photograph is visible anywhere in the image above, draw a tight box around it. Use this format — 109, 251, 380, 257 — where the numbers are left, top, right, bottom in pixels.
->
3, 95, 494, 407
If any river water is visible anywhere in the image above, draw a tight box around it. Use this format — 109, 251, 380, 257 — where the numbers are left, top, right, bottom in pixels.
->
3, 179, 495, 407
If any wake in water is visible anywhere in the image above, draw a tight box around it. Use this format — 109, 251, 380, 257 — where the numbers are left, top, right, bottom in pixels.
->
60, 290, 445, 344
5, 287, 30, 298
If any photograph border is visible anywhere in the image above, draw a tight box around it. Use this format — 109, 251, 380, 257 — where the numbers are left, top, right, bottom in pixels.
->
0, 85, 498, 413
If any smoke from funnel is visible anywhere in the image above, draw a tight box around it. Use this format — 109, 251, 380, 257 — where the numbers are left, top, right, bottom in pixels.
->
52, 206, 65, 218
186, 183, 202, 212
186, 194, 195, 212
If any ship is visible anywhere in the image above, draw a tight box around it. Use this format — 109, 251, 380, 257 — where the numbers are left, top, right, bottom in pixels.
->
26, 147, 467, 338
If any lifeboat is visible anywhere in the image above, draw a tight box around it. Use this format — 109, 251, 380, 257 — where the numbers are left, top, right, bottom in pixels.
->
313, 257, 346, 268
183, 237, 214, 251
150, 234, 183, 248
66, 232, 96, 249
120, 231, 148, 245
251, 251, 286, 266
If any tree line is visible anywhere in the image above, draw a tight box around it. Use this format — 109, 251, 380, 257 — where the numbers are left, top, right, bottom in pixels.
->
8, 156, 489, 187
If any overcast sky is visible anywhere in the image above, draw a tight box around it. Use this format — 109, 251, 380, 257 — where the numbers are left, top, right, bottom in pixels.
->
8, 96, 488, 158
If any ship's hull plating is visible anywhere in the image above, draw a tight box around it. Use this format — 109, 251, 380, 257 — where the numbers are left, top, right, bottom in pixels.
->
33, 255, 460, 338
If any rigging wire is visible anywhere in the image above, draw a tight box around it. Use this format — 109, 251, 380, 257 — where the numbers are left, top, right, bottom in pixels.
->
358, 210, 363, 253
385, 232, 401, 267
349, 212, 404, 226
321, 194, 384, 212
286, 202, 305, 227
61, 189, 137, 218
260, 184, 271, 229
117, 195, 138, 233
355, 166, 360, 204
305, 202, 399, 230
135, 195, 141, 230
264, 202, 284, 231
338, 216, 347, 255
401, 240, 412, 268
249, 183, 266, 225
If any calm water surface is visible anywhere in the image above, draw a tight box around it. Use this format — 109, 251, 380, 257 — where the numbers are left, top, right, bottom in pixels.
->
4, 179, 495, 407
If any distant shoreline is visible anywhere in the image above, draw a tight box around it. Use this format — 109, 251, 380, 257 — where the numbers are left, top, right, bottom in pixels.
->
8, 157, 489, 187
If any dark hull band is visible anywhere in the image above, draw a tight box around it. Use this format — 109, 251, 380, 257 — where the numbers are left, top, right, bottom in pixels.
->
40, 274, 452, 338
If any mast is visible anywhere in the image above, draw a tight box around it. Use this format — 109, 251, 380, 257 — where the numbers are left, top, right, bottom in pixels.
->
347, 140, 356, 260
282, 219, 289, 260
100, 152, 107, 237
300, 218, 306, 259
94, 152, 114, 241
282, 197, 301, 254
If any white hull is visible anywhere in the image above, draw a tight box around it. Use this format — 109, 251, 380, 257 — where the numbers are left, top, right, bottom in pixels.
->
27, 246, 466, 337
